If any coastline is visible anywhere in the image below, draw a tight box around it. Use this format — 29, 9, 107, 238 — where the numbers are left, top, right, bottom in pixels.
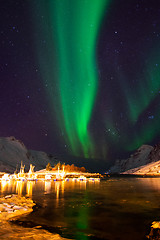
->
0, 194, 70, 240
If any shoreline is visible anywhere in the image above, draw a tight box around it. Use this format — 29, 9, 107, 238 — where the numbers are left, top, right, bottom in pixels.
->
0, 194, 70, 240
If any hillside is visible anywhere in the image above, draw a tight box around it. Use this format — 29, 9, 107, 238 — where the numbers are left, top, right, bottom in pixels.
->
110, 142, 160, 175
0, 136, 56, 172
110, 145, 153, 174
123, 160, 160, 175
122, 143, 160, 175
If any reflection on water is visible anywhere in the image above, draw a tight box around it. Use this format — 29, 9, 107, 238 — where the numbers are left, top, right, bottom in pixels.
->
2, 178, 160, 239
0, 180, 36, 197
0, 179, 100, 240
138, 177, 160, 191
1, 180, 17, 194
75, 191, 89, 240
27, 181, 36, 196
0, 179, 95, 197
45, 181, 51, 194
1, 180, 8, 193
16, 180, 25, 195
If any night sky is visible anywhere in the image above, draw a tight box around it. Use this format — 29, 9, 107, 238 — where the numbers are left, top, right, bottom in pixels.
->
1, 0, 160, 168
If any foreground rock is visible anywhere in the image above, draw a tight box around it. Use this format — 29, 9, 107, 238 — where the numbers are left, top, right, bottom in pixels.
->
0, 194, 70, 240
0, 194, 35, 221
147, 221, 160, 239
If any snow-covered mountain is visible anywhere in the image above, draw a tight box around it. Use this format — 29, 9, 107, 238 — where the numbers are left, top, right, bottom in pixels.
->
122, 142, 160, 175
110, 145, 153, 174
0, 136, 56, 172
122, 160, 160, 175
2, 136, 160, 175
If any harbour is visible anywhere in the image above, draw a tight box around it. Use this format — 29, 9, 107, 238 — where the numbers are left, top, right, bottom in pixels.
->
0, 162, 101, 182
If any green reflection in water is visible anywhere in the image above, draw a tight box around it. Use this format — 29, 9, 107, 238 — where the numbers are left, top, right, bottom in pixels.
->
76, 192, 89, 240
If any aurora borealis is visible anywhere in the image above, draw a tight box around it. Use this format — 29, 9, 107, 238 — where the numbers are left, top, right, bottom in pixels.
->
1, 0, 160, 169
33, 0, 110, 158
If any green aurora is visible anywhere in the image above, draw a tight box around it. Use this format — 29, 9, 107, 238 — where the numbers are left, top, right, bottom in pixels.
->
30, 0, 160, 160
50, 0, 110, 158
32, 0, 110, 158
124, 48, 160, 151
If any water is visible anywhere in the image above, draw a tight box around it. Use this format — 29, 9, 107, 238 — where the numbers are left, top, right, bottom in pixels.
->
1, 178, 160, 240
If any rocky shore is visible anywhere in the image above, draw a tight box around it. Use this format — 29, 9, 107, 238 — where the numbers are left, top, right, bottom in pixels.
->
147, 221, 160, 240
0, 194, 69, 240
0, 194, 35, 221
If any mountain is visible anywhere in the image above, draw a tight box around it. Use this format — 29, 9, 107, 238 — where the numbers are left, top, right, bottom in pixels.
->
0, 136, 106, 173
0, 136, 56, 172
2, 136, 160, 175
122, 142, 160, 175
149, 142, 160, 163
109, 145, 153, 174
122, 160, 160, 175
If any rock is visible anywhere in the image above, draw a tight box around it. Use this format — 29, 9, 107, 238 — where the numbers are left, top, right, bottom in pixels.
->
13, 205, 24, 210
5, 195, 12, 199
147, 221, 160, 239
0, 194, 35, 221
3, 203, 11, 208
5, 209, 14, 213
0, 194, 71, 240
151, 221, 160, 228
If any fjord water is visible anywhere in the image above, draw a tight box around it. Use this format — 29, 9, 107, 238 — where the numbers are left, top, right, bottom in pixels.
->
1, 178, 160, 240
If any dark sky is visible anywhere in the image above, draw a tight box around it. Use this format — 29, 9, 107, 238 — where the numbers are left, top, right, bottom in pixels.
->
1, 0, 160, 169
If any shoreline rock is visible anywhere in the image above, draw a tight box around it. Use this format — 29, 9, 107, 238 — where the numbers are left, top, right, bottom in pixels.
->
0, 194, 70, 239
0, 194, 35, 221
147, 221, 160, 239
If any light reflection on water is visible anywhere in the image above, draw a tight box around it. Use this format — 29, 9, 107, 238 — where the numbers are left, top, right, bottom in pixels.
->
0, 179, 93, 200
1, 178, 160, 239
45, 181, 51, 194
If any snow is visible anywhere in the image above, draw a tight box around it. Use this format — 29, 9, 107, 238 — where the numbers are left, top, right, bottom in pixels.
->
0, 137, 56, 172
123, 160, 160, 175
110, 145, 153, 173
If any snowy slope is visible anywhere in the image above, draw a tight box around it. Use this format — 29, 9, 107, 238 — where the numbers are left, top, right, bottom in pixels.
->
122, 143, 160, 175
110, 145, 153, 173
123, 160, 160, 175
0, 137, 56, 172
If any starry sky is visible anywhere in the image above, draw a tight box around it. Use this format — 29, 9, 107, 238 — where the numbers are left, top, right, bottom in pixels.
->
1, 0, 160, 170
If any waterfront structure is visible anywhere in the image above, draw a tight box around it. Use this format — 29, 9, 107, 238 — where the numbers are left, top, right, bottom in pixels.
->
27, 164, 37, 180
17, 162, 26, 180
0, 162, 101, 181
